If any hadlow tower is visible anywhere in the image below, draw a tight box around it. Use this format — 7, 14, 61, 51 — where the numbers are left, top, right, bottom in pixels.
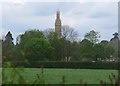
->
55, 11, 62, 39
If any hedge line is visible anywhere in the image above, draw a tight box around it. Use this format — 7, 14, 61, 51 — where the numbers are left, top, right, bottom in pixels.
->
21, 61, 119, 69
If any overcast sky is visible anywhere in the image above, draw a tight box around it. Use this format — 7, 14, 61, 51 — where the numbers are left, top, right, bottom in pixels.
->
0, 1, 118, 43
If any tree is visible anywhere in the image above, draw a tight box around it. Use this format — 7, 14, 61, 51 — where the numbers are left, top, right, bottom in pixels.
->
23, 38, 54, 62
94, 43, 105, 60
79, 39, 95, 61
84, 30, 100, 45
44, 27, 78, 61
113, 32, 119, 39
62, 25, 78, 42
94, 42, 115, 61
60, 25, 78, 61
104, 44, 115, 59
70, 41, 80, 61
110, 32, 119, 58
16, 29, 45, 45
2, 31, 14, 61
43, 29, 62, 60
43, 28, 55, 39
15, 30, 47, 63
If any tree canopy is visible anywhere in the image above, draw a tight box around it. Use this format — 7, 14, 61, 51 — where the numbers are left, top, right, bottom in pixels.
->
2, 28, 117, 66
84, 30, 100, 45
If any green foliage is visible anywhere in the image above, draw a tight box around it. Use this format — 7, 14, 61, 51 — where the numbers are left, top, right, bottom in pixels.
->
79, 39, 95, 60
17, 29, 45, 45
3, 30, 117, 64
2, 31, 14, 61
15, 30, 55, 62
23, 38, 54, 62
94, 43, 115, 59
94, 43, 105, 59
103, 44, 115, 59
84, 30, 100, 44
70, 41, 80, 60
44, 27, 78, 61
78, 39, 115, 61
45, 30, 62, 60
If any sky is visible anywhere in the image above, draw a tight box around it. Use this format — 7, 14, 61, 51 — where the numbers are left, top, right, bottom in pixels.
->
0, 0, 118, 43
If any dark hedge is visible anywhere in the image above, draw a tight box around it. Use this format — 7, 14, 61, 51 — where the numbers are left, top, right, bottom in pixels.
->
21, 61, 119, 69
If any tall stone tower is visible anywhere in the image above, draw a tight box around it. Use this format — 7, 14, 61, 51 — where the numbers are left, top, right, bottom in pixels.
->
55, 11, 62, 38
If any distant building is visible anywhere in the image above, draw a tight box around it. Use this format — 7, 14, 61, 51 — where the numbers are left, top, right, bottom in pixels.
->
55, 11, 62, 39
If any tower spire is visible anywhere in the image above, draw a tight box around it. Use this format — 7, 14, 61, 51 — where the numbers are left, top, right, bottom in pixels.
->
57, 10, 60, 19
55, 11, 62, 39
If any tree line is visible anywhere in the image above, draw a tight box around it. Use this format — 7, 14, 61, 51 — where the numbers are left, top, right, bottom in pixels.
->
2, 25, 119, 65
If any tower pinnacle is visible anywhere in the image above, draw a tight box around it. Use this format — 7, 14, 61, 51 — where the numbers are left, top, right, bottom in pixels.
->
55, 11, 62, 38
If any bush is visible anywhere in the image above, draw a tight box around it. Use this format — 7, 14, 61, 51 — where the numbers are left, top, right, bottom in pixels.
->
23, 61, 119, 69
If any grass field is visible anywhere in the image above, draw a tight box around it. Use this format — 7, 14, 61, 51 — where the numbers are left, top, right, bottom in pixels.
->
0, 68, 1, 85
3, 68, 118, 84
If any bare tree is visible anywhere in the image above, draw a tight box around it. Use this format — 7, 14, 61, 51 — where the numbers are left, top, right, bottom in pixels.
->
62, 25, 78, 42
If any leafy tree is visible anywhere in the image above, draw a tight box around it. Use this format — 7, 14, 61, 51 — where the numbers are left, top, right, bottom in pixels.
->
2, 31, 14, 61
79, 39, 95, 61
103, 43, 115, 59
84, 30, 100, 45
45, 26, 78, 61
94, 42, 115, 61
16, 29, 45, 45
44, 29, 62, 60
44, 27, 78, 61
94, 43, 105, 60
14, 30, 51, 65
23, 38, 54, 62
110, 32, 119, 58
70, 41, 80, 61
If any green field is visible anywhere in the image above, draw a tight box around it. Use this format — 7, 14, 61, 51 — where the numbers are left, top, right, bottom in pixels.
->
0, 68, 1, 85
3, 68, 118, 84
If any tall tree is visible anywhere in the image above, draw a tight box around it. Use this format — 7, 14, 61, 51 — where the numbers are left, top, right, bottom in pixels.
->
79, 39, 95, 61
94, 43, 104, 60
110, 32, 119, 58
61, 25, 78, 61
15, 30, 46, 63
44, 29, 62, 60
16, 29, 45, 45
94, 43, 114, 60
84, 30, 100, 45
2, 31, 14, 61
23, 38, 54, 63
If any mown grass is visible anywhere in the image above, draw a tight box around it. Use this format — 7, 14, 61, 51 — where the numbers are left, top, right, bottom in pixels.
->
3, 68, 118, 84
0, 68, 2, 85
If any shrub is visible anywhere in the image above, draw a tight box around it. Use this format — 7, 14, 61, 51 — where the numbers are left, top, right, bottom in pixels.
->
24, 61, 119, 69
